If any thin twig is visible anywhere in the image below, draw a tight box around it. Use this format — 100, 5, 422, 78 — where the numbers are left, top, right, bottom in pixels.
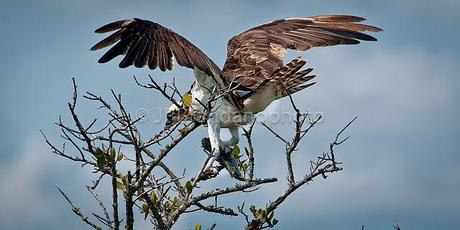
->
56, 185, 102, 230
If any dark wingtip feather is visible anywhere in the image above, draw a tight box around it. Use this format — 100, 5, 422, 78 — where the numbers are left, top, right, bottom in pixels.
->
119, 62, 130, 68
368, 36, 378, 41
97, 57, 109, 63
313, 15, 366, 23
286, 82, 317, 96
94, 19, 134, 33
97, 48, 119, 63
349, 31, 376, 41
366, 25, 383, 32
90, 29, 125, 51
300, 82, 316, 89
341, 29, 377, 42
313, 15, 383, 33
357, 32, 378, 41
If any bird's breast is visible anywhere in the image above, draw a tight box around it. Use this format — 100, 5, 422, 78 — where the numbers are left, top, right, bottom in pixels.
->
190, 85, 254, 128
242, 87, 277, 114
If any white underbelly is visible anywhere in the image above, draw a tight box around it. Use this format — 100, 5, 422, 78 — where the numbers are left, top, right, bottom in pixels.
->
242, 87, 276, 114
215, 99, 254, 128
190, 84, 254, 128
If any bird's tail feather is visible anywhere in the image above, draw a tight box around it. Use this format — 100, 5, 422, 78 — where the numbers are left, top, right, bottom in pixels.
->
271, 58, 316, 98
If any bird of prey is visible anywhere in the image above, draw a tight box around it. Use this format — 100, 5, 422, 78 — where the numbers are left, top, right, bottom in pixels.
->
91, 15, 381, 171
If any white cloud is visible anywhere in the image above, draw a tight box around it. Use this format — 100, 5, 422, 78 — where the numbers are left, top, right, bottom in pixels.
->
0, 135, 57, 224
293, 47, 460, 136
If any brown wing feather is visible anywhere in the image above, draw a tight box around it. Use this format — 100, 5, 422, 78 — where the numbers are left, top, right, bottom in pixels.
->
223, 15, 382, 91
91, 18, 227, 88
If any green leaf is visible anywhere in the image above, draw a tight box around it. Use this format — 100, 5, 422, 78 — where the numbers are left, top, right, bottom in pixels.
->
232, 145, 241, 159
141, 203, 149, 220
241, 162, 248, 172
121, 176, 128, 185
262, 209, 267, 218
95, 148, 104, 156
116, 181, 124, 190
164, 202, 171, 213
141, 203, 149, 213
117, 152, 123, 161
249, 205, 257, 215
172, 196, 179, 208
195, 224, 202, 230
110, 148, 116, 161
186, 180, 193, 193
149, 192, 157, 204
268, 210, 274, 221
182, 92, 193, 108
95, 148, 106, 169
256, 209, 263, 219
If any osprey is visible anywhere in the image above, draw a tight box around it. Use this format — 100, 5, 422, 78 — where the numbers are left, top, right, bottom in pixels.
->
91, 15, 381, 170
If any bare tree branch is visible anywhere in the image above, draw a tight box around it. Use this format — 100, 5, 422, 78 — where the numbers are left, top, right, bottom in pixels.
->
56, 185, 102, 230
46, 77, 358, 230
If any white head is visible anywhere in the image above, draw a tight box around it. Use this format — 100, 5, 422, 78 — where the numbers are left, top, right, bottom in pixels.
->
165, 103, 188, 129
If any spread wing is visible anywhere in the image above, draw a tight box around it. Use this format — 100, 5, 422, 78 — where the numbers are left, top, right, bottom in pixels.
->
223, 15, 382, 91
91, 18, 227, 89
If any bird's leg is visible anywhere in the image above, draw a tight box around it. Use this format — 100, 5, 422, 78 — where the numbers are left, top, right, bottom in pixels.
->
222, 126, 239, 147
201, 123, 244, 180
219, 126, 244, 180
203, 116, 221, 173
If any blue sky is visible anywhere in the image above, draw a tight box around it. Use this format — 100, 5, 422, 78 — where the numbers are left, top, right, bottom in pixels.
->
0, 0, 459, 229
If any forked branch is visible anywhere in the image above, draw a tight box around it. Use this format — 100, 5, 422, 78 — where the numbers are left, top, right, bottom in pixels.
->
44, 77, 354, 230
